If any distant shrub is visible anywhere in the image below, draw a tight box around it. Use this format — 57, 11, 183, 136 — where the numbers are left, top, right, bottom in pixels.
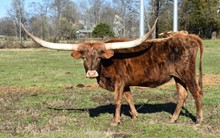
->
92, 23, 114, 38
0, 39, 40, 49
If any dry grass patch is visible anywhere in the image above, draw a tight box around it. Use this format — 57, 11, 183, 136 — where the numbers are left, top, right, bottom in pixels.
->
203, 74, 220, 86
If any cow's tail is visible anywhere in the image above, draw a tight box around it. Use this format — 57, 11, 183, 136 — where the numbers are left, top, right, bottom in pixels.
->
197, 37, 204, 90
191, 34, 204, 90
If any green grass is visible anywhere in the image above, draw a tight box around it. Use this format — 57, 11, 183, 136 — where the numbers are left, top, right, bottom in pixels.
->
144, 124, 200, 138
0, 39, 220, 138
0, 49, 95, 90
203, 39, 220, 74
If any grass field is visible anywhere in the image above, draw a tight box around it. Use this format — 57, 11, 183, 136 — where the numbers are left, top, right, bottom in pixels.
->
0, 39, 220, 138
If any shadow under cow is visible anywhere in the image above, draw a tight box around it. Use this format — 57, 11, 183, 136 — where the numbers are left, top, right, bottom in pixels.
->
47, 102, 196, 123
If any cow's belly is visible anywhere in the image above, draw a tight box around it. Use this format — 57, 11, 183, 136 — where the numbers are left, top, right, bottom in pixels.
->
127, 63, 173, 88
134, 76, 173, 88
98, 75, 173, 91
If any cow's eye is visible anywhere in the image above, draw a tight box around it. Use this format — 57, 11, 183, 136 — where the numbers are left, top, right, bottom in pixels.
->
82, 56, 87, 61
97, 57, 101, 61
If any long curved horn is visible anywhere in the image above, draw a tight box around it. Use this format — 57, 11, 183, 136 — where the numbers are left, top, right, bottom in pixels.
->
105, 18, 158, 50
21, 23, 79, 51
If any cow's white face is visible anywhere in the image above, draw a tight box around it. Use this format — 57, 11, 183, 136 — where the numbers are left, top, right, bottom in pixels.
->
71, 43, 114, 78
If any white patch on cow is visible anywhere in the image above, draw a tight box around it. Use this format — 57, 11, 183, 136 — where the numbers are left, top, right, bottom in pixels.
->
86, 70, 99, 78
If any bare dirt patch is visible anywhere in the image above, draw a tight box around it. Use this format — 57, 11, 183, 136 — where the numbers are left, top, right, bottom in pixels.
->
203, 74, 220, 86
149, 74, 220, 88
0, 85, 46, 94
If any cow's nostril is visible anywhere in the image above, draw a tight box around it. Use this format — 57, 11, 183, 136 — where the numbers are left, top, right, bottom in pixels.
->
89, 71, 95, 75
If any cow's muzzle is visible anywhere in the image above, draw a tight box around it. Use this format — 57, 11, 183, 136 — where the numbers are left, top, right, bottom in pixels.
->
86, 70, 99, 78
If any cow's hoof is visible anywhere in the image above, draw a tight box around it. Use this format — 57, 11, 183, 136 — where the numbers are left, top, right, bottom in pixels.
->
110, 122, 118, 126
110, 121, 120, 126
131, 112, 138, 119
131, 115, 138, 120
195, 116, 203, 125
195, 119, 202, 125
170, 118, 177, 123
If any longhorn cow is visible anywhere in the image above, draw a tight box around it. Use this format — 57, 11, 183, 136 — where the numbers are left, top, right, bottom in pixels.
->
21, 19, 204, 126
159, 30, 189, 38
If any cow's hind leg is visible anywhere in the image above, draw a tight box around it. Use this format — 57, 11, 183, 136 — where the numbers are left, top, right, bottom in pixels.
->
123, 87, 138, 119
185, 78, 203, 124
171, 77, 188, 123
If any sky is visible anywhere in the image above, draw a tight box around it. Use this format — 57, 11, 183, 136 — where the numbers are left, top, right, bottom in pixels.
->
0, 0, 43, 18
0, 0, 12, 18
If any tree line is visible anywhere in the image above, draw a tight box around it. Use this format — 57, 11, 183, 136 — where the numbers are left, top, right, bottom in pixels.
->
0, 0, 219, 41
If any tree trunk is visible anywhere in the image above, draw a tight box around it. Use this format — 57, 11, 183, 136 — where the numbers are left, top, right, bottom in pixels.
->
152, 0, 159, 38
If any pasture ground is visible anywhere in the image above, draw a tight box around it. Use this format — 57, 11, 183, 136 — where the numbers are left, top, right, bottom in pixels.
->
0, 40, 220, 138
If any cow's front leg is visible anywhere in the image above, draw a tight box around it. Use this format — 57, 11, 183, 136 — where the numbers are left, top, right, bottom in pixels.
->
112, 81, 125, 126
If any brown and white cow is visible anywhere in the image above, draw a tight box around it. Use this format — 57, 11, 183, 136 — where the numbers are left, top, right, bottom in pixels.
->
159, 30, 188, 38
21, 19, 204, 126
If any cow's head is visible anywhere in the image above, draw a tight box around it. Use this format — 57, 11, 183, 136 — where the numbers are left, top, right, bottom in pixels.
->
70, 42, 114, 78
21, 18, 157, 78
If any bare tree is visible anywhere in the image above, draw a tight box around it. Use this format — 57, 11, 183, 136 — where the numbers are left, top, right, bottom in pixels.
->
113, 15, 123, 37
112, 0, 139, 38
50, 0, 78, 41
147, 0, 160, 38
8, 0, 26, 40
146, 0, 174, 38
0, 17, 16, 36
29, 0, 51, 39
99, 1, 117, 30
77, 0, 109, 29
112, 0, 127, 37
88, 0, 103, 25
77, 0, 89, 29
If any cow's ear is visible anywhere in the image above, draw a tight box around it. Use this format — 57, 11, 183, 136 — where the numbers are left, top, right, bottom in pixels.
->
71, 51, 82, 59
102, 50, 114, 59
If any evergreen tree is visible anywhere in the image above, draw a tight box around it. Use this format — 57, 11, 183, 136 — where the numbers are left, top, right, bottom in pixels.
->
179, 0, 220, 38
92, 23, 114, 38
